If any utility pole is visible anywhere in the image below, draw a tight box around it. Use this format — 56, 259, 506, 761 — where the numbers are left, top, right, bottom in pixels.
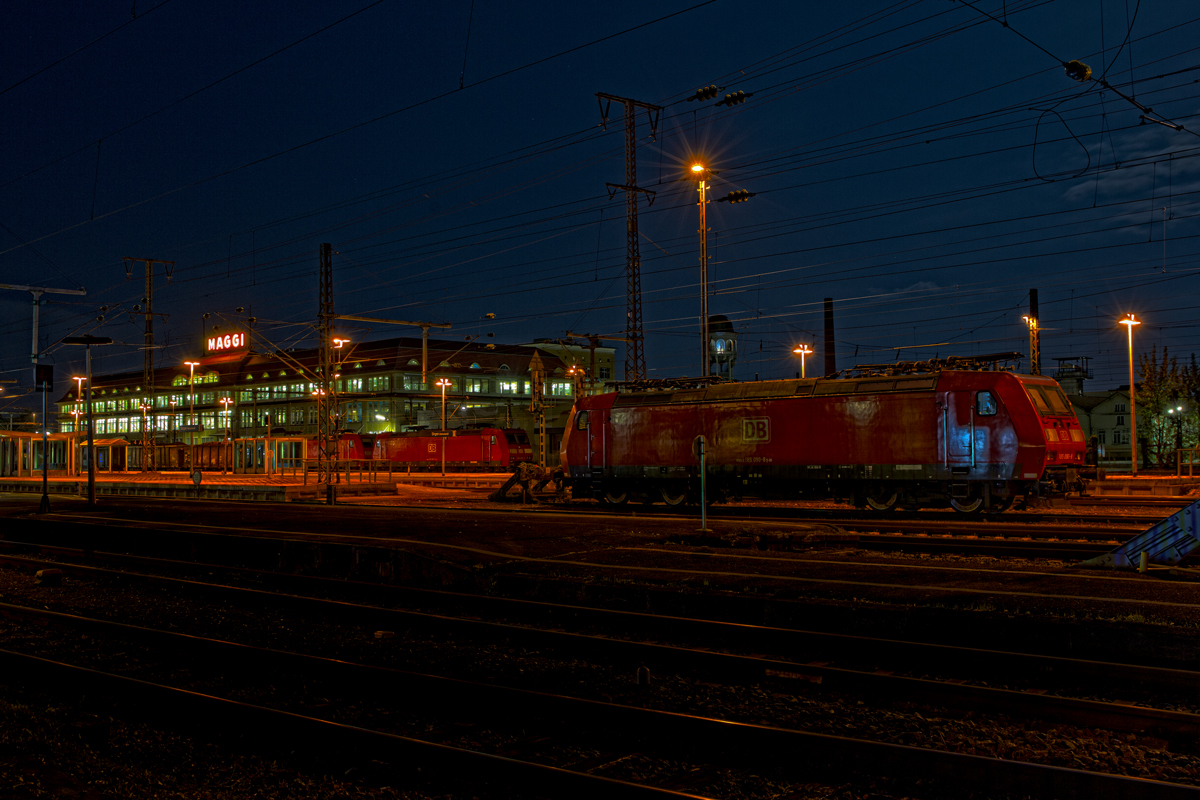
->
333, 315, 451, 384
0, 284, 89, 364
566, 331, 630, 393
123, 258, 174, 471
596, 92, 661, 382
315, 243, 337, 504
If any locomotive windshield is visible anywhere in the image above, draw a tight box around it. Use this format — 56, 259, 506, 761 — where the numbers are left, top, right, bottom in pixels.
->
505, 432, 529, 445
1025, 383, 1073, 417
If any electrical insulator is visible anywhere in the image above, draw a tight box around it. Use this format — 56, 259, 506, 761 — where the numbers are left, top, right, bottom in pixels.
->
717, 90, 751, 107
1064, 60, 1092, 82
688, 84, 721, 102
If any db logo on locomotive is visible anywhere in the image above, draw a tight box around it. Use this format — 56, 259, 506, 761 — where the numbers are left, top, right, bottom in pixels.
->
741, 418, 771, 443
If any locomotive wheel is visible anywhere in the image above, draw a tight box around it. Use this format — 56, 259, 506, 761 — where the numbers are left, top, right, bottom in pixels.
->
660, 485, 689, 507
603, 489, 628, 505
950, 495, 986, 514
864, 490, 899, 512
989, 495, 1015, 513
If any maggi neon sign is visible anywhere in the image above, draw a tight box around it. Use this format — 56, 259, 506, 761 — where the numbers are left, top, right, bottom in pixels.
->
207, 331, 246, 353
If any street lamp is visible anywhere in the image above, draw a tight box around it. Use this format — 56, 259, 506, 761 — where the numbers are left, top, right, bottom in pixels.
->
792, 344, 814, 379
63, 335, 112, 507
436, 378, 451, 431
139, 403, 151, 468
1118, 313, 1141, 476
219, 396, 233, 474
691, 163, 711, 376
184, 360, 200, 469
436, 378, 452, 475
169, 398, 178, 444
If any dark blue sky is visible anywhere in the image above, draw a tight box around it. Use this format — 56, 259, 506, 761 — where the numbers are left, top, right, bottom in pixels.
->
3, 0, 1198, 412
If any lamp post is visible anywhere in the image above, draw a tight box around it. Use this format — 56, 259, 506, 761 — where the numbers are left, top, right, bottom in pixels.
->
219, 396, 233, 474
1119, 313, 1141, 476
169, 399, 178, 444
63, 335, 112, 507
73, 375, 85, 475
792, 344, 813, 379
436, 378, 451, 475
184, 360, 200, 469
139, 403, 151, 468
1169, 404, 1185, 467
691, 163, 711, 376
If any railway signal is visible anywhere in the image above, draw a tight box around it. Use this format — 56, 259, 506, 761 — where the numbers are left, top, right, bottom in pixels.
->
718, 189, 755, 203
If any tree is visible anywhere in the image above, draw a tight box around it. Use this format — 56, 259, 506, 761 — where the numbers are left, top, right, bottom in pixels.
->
1136, 345, 1182, 467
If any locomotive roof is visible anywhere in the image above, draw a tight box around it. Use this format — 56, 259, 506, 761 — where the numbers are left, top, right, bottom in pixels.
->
611, 373, 944, 406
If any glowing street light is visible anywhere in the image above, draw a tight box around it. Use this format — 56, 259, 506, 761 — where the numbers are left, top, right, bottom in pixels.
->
139, 403, 151, 468
184, 360, 200, 469
436, 378, 452, 431
792, 344, 814, 379
1119, 313, 1141, 476
691, 163, 711, 376
219, 396, 233, 474
436, 377, 452, 475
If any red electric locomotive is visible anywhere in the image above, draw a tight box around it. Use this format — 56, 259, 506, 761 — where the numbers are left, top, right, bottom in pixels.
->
373, 427, 533, 471
560, 356, 1085, 513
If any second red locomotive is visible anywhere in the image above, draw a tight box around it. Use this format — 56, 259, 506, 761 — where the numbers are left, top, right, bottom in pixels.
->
560, 356, 1084, 513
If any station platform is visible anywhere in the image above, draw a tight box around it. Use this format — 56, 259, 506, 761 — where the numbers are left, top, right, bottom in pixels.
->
1087, 473, 1200, 498
0, 470, 509, 503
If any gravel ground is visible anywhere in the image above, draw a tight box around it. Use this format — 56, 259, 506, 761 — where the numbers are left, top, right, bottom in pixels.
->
2, 560, 1200, 798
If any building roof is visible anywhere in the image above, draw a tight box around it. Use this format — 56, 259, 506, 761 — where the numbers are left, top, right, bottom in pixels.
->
55, 336, 572, 404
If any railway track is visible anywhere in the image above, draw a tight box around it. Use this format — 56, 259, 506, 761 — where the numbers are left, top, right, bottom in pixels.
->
2, 556, 1199, 797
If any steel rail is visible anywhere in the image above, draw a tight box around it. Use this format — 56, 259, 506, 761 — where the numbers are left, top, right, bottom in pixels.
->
2, 604, 1198, 799
4, 552, 1200, 707
0, 646, 708, 800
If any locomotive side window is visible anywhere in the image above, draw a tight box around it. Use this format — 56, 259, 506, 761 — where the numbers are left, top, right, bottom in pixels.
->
1025, 386, 1051, 415
976, 391, 997, 416
1044, 386, 1072, 415
576, 410, 589, 430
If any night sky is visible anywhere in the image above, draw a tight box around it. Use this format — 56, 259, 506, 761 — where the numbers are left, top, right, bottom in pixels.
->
2, 0, 1198, 414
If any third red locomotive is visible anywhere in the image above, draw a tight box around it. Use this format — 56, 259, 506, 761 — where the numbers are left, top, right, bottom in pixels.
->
560, 355, 1085, 513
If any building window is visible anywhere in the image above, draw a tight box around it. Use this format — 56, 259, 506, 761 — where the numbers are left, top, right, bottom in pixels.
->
367, 376, 389, 392
499, 381, 519, 394
1116, 416, 1124, 426
1114, 403, 1127, 413
550, 381, 573, 397
1097, 431, 1106, 444
599, 366, 611, 380
342, 402, 362, 423
366, 400, 389, 422
308, 408, 319, 425
403, 375, 427, 391
464, 378, 484, 393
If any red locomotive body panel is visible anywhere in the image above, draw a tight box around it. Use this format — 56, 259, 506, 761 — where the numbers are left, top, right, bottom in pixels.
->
372, 428, 531, 471
562, 369, 1084, 512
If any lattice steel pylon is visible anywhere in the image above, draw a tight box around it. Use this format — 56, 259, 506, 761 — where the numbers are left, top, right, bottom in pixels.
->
597, 93, 661, 381
315, 243, 337, 504
123, 257, 174, 471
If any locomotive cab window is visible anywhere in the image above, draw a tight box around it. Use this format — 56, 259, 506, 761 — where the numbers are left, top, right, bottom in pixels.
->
575, 410, 589, 430
976, 391, 997, 416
